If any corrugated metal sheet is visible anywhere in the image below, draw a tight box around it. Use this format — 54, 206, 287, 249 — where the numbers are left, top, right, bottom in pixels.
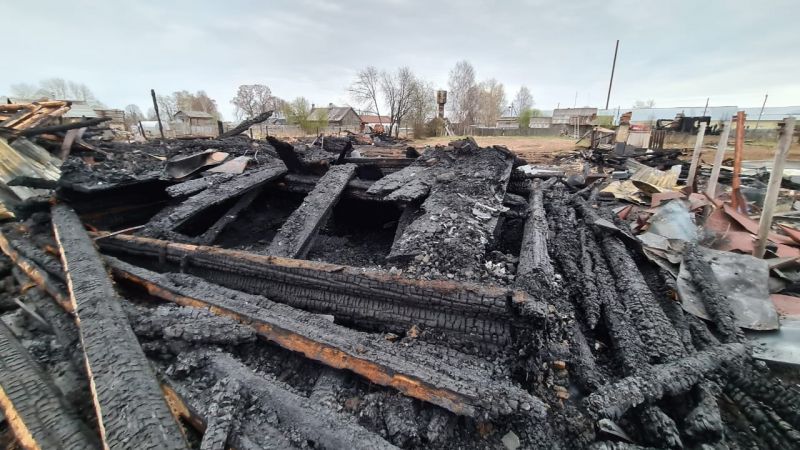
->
552, 108, 597, 125
0, 137, 61, 201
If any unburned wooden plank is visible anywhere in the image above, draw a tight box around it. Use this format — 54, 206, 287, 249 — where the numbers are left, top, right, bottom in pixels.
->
0, 320, 100, 450
267, 163, 357, 258
51, 204, 188, 450
107, 257, 545, 418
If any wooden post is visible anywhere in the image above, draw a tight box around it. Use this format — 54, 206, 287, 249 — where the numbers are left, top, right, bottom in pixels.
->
754, 118, 796, 258
150, 89, 165, 139
731, 111, 747, 211
217, 120, 224, 137
685, 122, 707, 192
705, 118, 733, 198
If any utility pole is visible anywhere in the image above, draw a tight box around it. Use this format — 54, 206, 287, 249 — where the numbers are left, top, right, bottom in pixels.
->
150, 89, 165, 139
605, 39, 619, 110
755, 93, 768, 130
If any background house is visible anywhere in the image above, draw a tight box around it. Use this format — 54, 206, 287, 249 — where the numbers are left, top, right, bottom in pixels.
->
308, 103, 361, 132
359, 114, 394, 132
173, 110, 215, 137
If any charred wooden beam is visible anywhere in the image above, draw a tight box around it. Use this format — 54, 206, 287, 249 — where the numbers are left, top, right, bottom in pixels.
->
584, 343, 748, 420
97, 233, 546, 348
267, 164, 356, 258
51, 204, 188, 450
193, 187, 261, 245
198, 379, 242, 450
515, 180, 555, 294
140, 160, 287, 242
108, 257, 544, 418
218, 111, 272, 138
0, 320, 100, 450
275, 173, 380, 201
381, 143, 515, 274
0, 231, 71, 312
165, 173, 235, 198
194, 350, 401, 450
342, 157, 414, 174
16, 117, 111, 137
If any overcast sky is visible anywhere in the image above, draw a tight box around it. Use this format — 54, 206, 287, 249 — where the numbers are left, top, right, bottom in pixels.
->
4, 0, 799, 120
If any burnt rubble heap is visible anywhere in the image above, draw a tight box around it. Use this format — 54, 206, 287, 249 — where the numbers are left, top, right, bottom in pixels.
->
0, 130, 798, 450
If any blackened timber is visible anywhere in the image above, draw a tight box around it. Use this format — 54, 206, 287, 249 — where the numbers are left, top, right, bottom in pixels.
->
194, 188, 261, 245
196, 351, 399, 450
51, 204, 188, 450
515, 181, 555, 294
165, 173, 235, 198
107, 258, 545, 418
218, 111, 272, 138
0, 320, 100, 450
267, 164, 356, 258
141, 160, 287, 241
275, 173, 381, 201
384, 144, 515, 272
584, 343, 747, 420
96, 234, 546, 348
0, 230, 71, 312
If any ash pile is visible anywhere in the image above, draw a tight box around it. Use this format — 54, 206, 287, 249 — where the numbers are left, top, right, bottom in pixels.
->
0, 108, 798, 450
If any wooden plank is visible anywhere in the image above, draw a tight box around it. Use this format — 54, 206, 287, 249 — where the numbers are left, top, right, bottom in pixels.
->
107, 257, 545, 418
0, 320, 99, 450
268, 164, 356, 258
51, 204, 188, 450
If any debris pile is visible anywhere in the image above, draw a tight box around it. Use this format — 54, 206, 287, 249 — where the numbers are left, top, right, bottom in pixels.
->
0, 119, 798, 450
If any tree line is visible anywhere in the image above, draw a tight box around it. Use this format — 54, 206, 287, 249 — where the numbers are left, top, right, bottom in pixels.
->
7, 63, 549, 136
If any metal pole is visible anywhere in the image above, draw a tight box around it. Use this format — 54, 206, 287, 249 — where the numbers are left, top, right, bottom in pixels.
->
754, 117, 796, 258
605, 39, 619, 110
705, 118, 733, 198
685, 122, 707, 192
755, 93, 768, 131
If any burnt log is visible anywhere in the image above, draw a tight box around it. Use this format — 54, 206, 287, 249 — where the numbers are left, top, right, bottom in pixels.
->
141, 160, 287, 242
600, 236, 685, 364
190, 350, 400, 450
199, 379, 242, 450
515, 180, 556, 294
0, 320, 100, 450
0, 231, 71, 311
107, 257, 545, 418
51, 204, 188, 450
165, 173, 235, 198
193, 187, 261, 245
97, 233, 546, 349
584, 343, 748, 420
383, 143, 515, 275
127, 304, 256, 345
274, 173, 380, 201
218, 111, 273, 138
267, 163, 356, 258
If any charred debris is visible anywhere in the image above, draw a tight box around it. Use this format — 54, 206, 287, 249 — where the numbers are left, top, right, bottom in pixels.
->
0, 103, 799, 449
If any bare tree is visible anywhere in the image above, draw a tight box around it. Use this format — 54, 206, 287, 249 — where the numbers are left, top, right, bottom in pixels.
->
172, 90, 221, 118
9, 83, 40, 100
407, 80, 436, 138
349, 66, 383, 126
231, 84, 279, 120
381, 67, 421, 137
476, 79, 506, 127
156, 95, 177, 120
512, 86, 534, 116
447, 61, 479, 130
284, 97, 326, 134
124, 104, 144, 129
633, 99, 656, 108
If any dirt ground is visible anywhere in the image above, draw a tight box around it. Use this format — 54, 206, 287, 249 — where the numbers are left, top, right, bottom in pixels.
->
410, 135, 800, 163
